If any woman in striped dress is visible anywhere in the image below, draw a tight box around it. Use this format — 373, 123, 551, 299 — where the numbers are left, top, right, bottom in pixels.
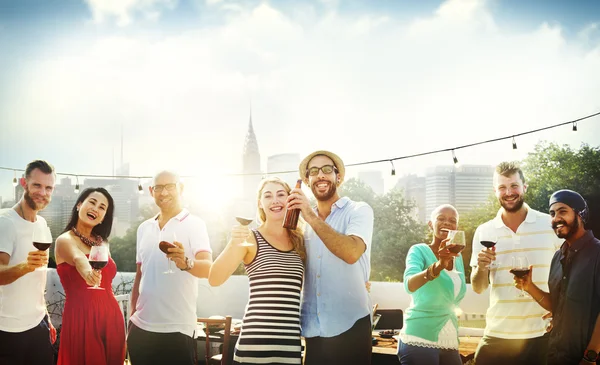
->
209, 177, 306, 364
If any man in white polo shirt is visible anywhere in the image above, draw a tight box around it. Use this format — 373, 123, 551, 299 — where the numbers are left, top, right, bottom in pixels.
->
0, 160, 57, 365
470, 161, 562, 365
128, 170, 213, 365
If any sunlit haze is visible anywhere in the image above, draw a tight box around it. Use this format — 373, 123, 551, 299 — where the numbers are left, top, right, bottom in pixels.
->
1, 0, 599, 208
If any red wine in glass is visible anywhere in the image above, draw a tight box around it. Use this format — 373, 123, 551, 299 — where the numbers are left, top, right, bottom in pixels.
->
235, 216, 254, 247
33, 242, 52, 251
159, 231, 177, 274
88, 245, 108, 290
509, 268, 531, 278
447, 244, 465, 254
480, 241, 496, 249
32, 226, 52, 271
89, 261, 108, 270
159, 241, 176, 254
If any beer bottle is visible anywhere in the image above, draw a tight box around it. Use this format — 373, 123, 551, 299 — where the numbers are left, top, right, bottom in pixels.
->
283, 179, 302, 230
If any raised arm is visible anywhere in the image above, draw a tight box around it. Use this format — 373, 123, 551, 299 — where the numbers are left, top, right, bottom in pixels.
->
406, 239, 458, 293
54, 235, 100, 286
303, 212, 370, 264
288, 188, 374, 265
0, 252, 46, 285
209, 225, 254, 286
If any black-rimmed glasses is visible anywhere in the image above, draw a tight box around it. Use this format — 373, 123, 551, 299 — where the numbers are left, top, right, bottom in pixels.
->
307, 165, 337, 177
152, 183, 177, 192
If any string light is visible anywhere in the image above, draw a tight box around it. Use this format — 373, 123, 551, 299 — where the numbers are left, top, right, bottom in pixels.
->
390, 160, 396, 176
138, 180, 144, 194
12, 170, 17, 187
452, 150, 460, 167
0, 111, 598, 184
74, 176, 80, 194
512, 137, 517, 150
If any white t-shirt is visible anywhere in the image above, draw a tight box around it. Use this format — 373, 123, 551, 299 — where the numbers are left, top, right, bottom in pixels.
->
469, 204, 563, 339
129, 209, 212, 337
0, 208, 49, 333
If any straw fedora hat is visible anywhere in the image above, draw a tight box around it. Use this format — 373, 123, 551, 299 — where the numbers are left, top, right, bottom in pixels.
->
299, 150, 345, 186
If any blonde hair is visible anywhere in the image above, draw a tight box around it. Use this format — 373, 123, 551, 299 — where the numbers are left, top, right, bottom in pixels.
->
257, 177, 306, 264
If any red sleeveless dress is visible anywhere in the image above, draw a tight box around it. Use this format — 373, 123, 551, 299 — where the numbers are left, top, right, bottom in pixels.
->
57, 256, 126, 365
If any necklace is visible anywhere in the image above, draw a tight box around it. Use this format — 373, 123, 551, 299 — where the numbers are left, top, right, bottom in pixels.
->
71, 227, 103, 247
17, 202, 30, 222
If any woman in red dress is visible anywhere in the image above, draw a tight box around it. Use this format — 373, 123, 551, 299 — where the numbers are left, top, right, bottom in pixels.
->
54, 187, 126, 365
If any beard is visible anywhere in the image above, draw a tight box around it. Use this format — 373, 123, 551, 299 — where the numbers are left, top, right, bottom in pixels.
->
311, 181, 337, 202
23, 187, 51, 211
499, 194, 525, 213
553, 218, 579, 239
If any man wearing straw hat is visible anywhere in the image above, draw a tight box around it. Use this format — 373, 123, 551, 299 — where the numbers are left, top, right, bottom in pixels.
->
287, 150, 374, 365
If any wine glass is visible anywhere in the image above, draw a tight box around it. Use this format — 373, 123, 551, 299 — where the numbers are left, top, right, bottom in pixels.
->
159, 231, 177, 274
32, 225, 52, 271
235, 216, 254, 247
88, 245, 108, 290
446, 230, 466, 254
446, 230, 465, 272
510, 256, 530, 298
480, 231, 498, 268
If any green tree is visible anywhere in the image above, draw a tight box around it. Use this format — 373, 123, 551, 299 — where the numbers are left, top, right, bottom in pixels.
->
340, 178, 427, 281
522, 142, 600, 237
109, 204, 158, 272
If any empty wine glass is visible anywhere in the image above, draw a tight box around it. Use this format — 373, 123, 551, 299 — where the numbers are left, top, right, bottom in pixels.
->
88, 245, 108, 290
32, 225, 52, 271
510, 256, 530, 298
159, 231, 177, 274
235, 216, 254, 247
480, 231, 498, 268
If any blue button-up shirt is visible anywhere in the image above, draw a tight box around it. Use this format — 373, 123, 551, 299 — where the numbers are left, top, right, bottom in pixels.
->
547, 230, 600, 365
301, 197, 374, 338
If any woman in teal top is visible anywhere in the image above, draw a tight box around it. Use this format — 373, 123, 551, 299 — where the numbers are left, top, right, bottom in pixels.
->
397, 204, 467, 365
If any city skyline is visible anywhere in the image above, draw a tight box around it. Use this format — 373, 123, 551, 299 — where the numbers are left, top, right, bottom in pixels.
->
1, 0, 600, 202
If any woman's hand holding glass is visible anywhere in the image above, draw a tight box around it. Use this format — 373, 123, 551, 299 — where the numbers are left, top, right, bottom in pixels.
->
437, 237, 461, 270
231, 224, 253, 248
87, 245, 108, 290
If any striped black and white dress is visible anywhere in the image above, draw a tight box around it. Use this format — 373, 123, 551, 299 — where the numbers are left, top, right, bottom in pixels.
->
233, 229, 304, 365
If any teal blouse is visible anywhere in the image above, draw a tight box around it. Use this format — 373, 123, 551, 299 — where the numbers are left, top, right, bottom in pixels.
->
403, 243, 467, 342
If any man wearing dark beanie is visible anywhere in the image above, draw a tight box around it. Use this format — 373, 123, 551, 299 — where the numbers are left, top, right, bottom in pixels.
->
513, 189, 600, 365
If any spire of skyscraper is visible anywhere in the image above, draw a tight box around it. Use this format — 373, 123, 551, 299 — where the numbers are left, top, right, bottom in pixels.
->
242, 105, 261, 200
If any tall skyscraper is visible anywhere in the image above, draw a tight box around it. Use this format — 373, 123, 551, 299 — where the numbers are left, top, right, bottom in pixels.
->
425, 165, 494, 221
242, 111, 262, 201
267, 153, 300, 187
395, 174, 426, 222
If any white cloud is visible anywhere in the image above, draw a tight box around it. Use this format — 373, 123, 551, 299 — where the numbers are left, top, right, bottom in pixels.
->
2, 0, 600, 195
84, 0, 177, 26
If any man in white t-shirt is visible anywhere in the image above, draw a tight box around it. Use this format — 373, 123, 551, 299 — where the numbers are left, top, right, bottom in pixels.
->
128, 170, 213, 365
0, 160, 57, 365
470, 161, 562, 365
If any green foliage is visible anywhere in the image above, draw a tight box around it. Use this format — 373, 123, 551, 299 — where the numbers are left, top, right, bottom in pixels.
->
109, 204, 158, 272
522, 141, 600, 237
340, 179, 427, 281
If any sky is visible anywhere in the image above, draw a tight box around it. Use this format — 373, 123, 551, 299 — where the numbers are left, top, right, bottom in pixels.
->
1, 0, 600, 204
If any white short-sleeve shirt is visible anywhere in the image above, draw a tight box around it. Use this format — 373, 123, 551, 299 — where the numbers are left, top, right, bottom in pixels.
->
470, 204, 563, 339
0, 209, 49, 333
130, 209, 212, 337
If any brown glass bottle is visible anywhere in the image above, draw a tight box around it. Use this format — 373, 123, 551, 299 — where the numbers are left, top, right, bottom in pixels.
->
283, 179, 302, 230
